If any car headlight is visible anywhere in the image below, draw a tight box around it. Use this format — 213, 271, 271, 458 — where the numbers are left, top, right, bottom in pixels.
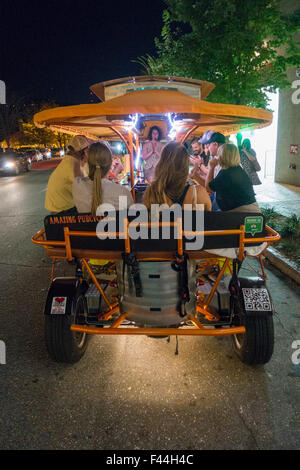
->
4, 162, 15, 169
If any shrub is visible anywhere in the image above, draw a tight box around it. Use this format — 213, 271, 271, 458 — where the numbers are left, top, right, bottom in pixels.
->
280, 214, 300, 239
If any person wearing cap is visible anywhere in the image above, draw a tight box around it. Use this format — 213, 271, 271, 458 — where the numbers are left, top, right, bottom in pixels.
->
45, 135, 93, 214
200, 131, 226, 210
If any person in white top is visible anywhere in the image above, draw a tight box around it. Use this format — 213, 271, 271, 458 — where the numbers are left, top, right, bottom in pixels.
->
72, 141, 133, 216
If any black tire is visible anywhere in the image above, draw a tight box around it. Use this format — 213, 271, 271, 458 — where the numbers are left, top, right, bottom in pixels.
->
45, 295, 90, 363
231, 294, 274, 365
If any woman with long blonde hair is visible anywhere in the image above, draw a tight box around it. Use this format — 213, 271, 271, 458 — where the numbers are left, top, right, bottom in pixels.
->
205, 143, 260, 212
73, 141, 133, 216
143, 141, 211, 210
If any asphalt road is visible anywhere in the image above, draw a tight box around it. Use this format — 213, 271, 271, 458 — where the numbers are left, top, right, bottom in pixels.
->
0, 169, 299, 451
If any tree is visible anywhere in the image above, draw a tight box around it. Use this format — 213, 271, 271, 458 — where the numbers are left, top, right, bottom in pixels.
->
18, 121, 58, 148
18, 101, 69, 148
0, 94, 26, 147
137, 0, 300, 108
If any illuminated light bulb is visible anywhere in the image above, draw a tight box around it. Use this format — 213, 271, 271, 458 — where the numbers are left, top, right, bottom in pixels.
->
167, 112, 179, 140
135, 146, 141, 169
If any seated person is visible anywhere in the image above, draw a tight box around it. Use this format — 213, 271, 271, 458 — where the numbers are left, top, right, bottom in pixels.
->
45, 134, 92, 214
189, 138, 209, 183
72, 142, 133, 216
143, 141, 212, 210
205, 143, 260, 213
107, 157, 124, 182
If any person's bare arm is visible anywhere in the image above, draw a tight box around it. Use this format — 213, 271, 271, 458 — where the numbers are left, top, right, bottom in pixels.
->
205, 158, 219, 191
73, 157, 86, 177
196, 185, 212, 211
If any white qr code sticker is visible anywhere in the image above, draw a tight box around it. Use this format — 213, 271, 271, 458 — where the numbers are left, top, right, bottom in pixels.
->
242, 288, 272, 311
51, 296, 67, 314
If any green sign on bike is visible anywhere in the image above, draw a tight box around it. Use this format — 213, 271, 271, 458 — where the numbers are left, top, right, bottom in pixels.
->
244, 216, 263, 236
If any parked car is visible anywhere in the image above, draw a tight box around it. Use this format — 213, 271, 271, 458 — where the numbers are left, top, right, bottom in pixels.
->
41, 148, 52, 159
0, 150, 31, 175
20, 148, 43, 162
51, 148, 65, 158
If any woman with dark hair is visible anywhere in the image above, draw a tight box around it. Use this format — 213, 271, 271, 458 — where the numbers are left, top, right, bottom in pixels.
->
141, 126, 164, 183
239, 138, 262, 185
143, 141, 211, 210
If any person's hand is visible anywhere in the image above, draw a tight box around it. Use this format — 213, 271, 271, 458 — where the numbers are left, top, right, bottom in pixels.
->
190, 155, 199, 166
152, 141, 158, 153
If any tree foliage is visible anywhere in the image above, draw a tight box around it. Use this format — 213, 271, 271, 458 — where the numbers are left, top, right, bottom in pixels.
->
137, 0, 300, 108
2, 100, 70, 148
0, 94, 27, 147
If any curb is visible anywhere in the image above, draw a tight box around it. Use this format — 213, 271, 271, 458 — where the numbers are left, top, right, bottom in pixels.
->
264, 246, 300, 285
31, 158, 62, 171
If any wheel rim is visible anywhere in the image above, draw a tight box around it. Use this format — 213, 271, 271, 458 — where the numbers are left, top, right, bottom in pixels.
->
233, 332, 244, 350
231, 295, 245, 351
74, 331, 86, 349
73, 296, 87, 349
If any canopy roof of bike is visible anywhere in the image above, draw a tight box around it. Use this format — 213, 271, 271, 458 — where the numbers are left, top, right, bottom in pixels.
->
34, 76, 272, 142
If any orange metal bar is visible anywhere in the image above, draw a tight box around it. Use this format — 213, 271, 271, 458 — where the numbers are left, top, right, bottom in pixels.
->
187, 314, 205, 329
32, 229, 66, 247
50, 259, 55, 282
99, 305, 120, 321
64, 227, 73, 261
109, 126, 131, 153
70, 324, 246, 336
109, 314, 127, 329
180, 125, 200, 145
177, 218, 183, 256
238, 224, 245, 261
202, 258, 231, 309
128, 130, 135, 201
124, 217, 131, 254
196, 304, 220, 322
258, 254, 267, 280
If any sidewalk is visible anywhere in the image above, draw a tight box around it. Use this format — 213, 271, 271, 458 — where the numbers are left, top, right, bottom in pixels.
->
255, 178, 300, 284
255, 178, 300, 217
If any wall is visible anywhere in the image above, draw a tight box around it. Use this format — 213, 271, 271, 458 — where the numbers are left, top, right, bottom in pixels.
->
275, 0, 300, 186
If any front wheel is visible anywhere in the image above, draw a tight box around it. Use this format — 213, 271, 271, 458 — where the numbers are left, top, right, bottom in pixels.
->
231, 295, 274, 365
45, 295, 90, 363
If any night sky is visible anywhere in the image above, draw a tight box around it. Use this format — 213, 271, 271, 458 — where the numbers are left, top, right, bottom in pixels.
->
0, 0, 166, 105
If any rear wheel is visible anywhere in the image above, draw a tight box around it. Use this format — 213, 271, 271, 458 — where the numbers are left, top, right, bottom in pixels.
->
45, 295, 90, 363
231, 294, 274, 365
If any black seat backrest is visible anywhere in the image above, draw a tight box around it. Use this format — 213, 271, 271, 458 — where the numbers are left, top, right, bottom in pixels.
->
44, 210, 267, 252
183, 211, 267, 250
44, 212, 128, 251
